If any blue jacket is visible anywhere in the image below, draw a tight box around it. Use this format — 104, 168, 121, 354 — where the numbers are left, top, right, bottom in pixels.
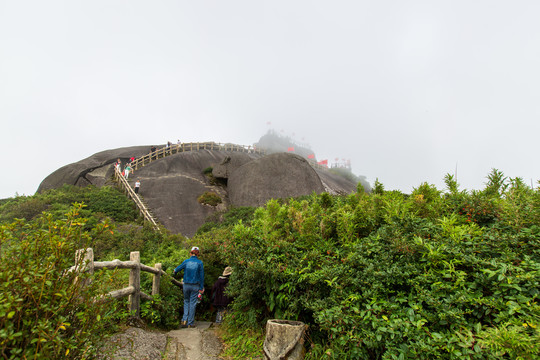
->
174, 256, 205, 290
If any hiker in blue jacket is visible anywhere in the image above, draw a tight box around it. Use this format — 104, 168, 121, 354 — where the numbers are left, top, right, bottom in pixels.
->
174, 246, 205, 328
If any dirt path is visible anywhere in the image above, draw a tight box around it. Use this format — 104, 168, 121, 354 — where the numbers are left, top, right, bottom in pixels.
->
166, 321, 223, 360
98, 321, 224, 360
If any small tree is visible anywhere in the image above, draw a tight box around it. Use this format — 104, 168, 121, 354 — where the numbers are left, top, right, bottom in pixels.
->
373, 178, 385, 195
0, 204, 118, 359
443, 173, 460, 195
484, 168, 508, 198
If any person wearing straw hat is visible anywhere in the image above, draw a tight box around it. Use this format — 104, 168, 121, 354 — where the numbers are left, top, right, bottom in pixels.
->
174, 246, 205, 328
212, 266, 233, 324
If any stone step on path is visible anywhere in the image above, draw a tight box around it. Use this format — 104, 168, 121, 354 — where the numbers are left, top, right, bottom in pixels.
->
165, 321, 223, 360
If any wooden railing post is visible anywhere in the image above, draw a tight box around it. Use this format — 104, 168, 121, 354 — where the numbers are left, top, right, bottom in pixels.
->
152, 263, 162, 296
129, 251, 141, 317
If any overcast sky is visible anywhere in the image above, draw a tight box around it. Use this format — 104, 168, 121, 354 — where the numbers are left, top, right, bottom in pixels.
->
1, 1, 539, 199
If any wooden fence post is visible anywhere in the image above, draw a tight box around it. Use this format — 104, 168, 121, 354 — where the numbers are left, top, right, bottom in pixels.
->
153, 263, 162, 296
129, 251, 141, 317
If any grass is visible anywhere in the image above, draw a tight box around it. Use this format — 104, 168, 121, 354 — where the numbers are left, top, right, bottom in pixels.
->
214, 322, 265, 360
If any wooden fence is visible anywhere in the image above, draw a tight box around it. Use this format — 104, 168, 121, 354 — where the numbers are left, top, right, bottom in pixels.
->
131, 142, 266, 171
71, 248, 182, 318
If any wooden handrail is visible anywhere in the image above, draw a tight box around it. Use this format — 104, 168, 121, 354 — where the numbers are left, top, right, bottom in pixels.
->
113, 167, 160, 230
73, 248, 182, 318
130, 142, 266, 171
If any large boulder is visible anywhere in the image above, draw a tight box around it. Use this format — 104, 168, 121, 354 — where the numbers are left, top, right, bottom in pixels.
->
228, 153, 326, 207
211, 154, 254, 180
38, 146, 152, 191
38, 146, 359, 237
128, 150, 261, 237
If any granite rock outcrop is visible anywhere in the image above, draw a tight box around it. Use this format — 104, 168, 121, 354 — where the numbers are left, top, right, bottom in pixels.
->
38, 145, 359, 237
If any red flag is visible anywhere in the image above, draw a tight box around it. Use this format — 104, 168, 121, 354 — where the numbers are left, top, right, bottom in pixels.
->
287, 147, 295, 152
318, 159, 328, 165
307, 154, 315, 159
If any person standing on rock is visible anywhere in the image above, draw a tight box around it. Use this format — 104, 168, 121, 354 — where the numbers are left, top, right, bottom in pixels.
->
134, 179, 140, 194
115, 159, 122, 173
212, 266, 233, 324
174, 247, 205, 328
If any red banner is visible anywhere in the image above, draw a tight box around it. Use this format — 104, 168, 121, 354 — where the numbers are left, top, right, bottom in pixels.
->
287, 147, 295, 152
318, 159, 328, 165
307, 154, 315, 159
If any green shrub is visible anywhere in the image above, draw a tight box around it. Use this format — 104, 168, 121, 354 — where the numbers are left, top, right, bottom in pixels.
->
0, 185, 138, 225
0, 196, 49, 222
197, 192, 222, 206
202, 167, 213, 175
196, 206, 256, 235
0, 204, 121, 359
194, 172, 540, 359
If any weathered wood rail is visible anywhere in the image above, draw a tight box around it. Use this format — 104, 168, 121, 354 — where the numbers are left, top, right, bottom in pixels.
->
131, 142, 266, 171
71, 248, 182, 318
113, 167, 160, 230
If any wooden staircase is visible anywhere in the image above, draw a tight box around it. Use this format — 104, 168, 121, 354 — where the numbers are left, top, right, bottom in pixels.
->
113, 167, 160, 230
113, 142, 266, 231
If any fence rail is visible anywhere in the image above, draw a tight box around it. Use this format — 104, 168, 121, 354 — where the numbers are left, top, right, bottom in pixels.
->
131, 142, 265, 171
113, 167, 159, 230
71, 248, 182, 318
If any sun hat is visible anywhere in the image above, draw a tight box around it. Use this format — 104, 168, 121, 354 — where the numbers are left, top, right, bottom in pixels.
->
222, 266, 233, 276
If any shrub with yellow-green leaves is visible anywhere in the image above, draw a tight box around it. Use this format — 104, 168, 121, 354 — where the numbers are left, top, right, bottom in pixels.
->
0, 204, 120, 359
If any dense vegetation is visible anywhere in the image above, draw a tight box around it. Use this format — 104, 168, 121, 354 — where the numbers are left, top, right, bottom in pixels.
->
1, 170, 539, 359
0, 186, 191, 359
195, 170, 540, 359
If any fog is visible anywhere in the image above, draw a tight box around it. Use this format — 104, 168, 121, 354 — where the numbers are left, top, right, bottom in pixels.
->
1, 1, 539, 199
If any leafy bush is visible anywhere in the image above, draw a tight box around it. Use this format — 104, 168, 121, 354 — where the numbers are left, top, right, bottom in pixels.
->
0, 196, 49, 222
0, 204, 122, 359
197, 192, 222, 206
0, 185, 139, 225
194, 170, 540, 359
196, 206, 256, 235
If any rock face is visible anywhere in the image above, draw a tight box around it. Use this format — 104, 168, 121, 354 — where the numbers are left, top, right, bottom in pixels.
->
38, 145, 359, 237
228, 153, 325, 207
38, 146, 152, 191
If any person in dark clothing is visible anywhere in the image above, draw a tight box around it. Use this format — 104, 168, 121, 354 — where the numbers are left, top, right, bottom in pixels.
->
212, 266, 233, 323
